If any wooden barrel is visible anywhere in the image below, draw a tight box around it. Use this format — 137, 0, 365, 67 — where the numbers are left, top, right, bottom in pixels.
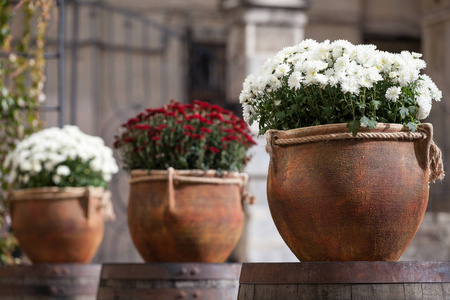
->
238, 261, 450, 300
0, 264, 101, 299
97, 263, 241, 300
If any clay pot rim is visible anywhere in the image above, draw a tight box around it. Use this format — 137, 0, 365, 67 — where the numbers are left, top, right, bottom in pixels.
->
130, 168, 246, 179
7, 186, 105, 201
265, 122, 432, 139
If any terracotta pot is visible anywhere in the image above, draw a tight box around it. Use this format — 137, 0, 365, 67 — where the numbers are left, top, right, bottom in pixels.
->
127, 169, 247, 263
266, 123, 434, 261
8, 187, 108, 263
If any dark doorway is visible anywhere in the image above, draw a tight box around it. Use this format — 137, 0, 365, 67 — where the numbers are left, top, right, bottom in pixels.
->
188, 43, 226, 107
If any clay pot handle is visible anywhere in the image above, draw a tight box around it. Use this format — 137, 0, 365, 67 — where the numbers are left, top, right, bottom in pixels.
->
167, 167, 176, 209
418, 123, 444, 183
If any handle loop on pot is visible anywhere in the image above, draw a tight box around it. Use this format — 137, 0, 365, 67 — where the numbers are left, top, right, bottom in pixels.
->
429, 140, 445, 183
239, 173, 256, 205
168, 167, 176, 209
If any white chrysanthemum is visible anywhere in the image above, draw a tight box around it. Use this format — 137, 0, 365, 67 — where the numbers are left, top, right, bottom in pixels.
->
56, 165, 70, 176
52, 175, 61, 185
275, 63, 291, 78
288, 72, 303, 90
417, 95, 432, 119
341, 79, 360, 95
359, 76, 373, 89
239, 39, 442, 130
274, 100, 282, 106
3, 125, 118, 187
385, 86, 401, 102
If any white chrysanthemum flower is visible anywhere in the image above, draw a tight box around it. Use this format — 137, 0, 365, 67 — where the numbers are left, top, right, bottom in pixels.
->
417, 95, 432, 119
288, 72, 303, 90
267, 74, 282, 91
52, 175, 61, 185
389, 72, 398, 79
56, 165, 70, 176
385, 86, 401, 102
274, 100, 282, 106
341, 79, 360, 95
275, 63, 291, 78
359, 76, 373, 89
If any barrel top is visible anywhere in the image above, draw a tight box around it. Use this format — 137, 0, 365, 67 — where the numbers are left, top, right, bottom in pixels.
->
100, 263, 242, 280
239, 262, 450, 284
0, 263, 101, 277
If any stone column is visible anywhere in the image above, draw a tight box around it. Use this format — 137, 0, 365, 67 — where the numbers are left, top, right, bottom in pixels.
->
222, 0, 309, 262
399, 0, 450, 261
421, 0, 450, 212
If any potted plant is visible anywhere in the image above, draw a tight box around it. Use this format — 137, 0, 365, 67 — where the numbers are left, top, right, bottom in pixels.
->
240, 39, 445, 261
4, 125, 118, 263
114, 100, 256, 263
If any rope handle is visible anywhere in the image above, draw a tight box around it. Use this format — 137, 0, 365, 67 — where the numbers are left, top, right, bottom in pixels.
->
7, 187, 115, 221
129, 168, 255, 207
266, 125, 444, 183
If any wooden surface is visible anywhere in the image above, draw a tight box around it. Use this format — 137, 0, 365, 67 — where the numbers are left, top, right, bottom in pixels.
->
97, 263, 241, 300
238, 262, 450, 300
0, 264, 101, 300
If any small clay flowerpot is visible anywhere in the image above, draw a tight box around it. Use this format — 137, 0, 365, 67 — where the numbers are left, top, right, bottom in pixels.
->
127, 169, 248, 263
266, 123, 436, 261
8, 187, 109, 263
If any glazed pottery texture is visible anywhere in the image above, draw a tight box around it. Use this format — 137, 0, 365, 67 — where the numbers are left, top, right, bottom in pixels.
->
8, 187, 105, 263
128, 169, 245, 263
266, 123, 433, 261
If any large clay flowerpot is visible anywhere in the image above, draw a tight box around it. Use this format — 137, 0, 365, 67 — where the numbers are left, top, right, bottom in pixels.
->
266, 123, 440, 261
8, 187, 111, 263
128, 168, 247, 263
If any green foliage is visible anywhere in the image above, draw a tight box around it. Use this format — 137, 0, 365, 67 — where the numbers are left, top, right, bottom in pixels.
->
251, 80, 421, 135
0, 0, 53, 265
15, 158, 108, 189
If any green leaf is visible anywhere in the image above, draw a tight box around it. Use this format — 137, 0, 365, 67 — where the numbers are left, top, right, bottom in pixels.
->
249, 115, 257, 126
367, 119, 378, 129
406, 122, 417, 132
259, 126, 270, 135
400, 107, 409, 119
372, 100, 382, 109
408, 106, 417, 115
360, 116, 370, 127
347, 119, 361, 136
275, 111, 286, 118
322, 106, 333, 118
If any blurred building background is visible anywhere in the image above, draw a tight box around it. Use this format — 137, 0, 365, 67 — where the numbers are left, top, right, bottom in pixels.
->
36, 0, 450, 262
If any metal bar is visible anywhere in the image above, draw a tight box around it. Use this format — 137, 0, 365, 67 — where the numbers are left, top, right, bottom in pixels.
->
89, 5, 100, 135
124, 18, 133, 108
40, 106, 61, 112
70, 0, 80, 125
58, 0, 66, 127
142, 21, 151, 104
0, 52, 59, 59
64, 40, 165, 55
75, 0, 186, 40
160, 31, 168, 103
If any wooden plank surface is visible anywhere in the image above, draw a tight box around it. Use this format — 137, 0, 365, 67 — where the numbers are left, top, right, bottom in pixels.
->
0, 264, 100, 299
238, 262, 450, 300
239, 262, 450, 284
100, 263, 241, 280
98, 263, 241, 300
